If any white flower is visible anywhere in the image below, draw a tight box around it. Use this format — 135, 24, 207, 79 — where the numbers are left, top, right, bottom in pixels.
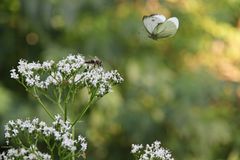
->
17, 59, 29, 75
4, 124, 10, 131
74, 66, 123, 96
78, 135, 87, 151
61, 133, 76, 151
80, 142, 87, 151
10, 69, 19, 79
50, 71, 63, 84
131, 141, 174, 160
26, 77, 35, 86
19, 148, 27, 155
28, 153, 36, 159
39, 121, 46, 127
8, 148, 17, 156
0, 145, 51, 160
131, 144, 143, 153
42, 60, 54, 70
4, 132, 10, 138
54, 131, 61, 140
3, 115, 88, 156
10, 54, 123, 94
9, 120, 15, 126
57, 54, 85, 74
12, 129, 19, 136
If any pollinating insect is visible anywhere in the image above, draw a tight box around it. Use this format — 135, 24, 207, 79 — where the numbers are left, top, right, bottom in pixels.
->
85, 57, 102, 67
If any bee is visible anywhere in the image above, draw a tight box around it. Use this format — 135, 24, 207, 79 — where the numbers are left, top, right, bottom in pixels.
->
85, 57, 102, 67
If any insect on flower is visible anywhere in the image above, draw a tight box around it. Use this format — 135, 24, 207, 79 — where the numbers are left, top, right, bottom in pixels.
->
85, 57, 102, 67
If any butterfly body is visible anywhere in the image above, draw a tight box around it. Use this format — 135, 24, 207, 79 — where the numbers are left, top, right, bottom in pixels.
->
142, 14, 179, 40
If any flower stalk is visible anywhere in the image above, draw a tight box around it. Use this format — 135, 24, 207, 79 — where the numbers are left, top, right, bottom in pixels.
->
3, 54, 124, 159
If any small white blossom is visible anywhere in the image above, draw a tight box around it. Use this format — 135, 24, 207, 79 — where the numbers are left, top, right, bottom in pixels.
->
3, 115, 88, 158
12, 129, 19, 136
80, 142, 87, 151
57, 54, 85, 74
10, 54, 123, 96
42, 60, 54, 70
131, 144, 143, 153
39, 121, 46, 127
10, 69, 19, 79
9, 120, 15, 126
0, 145, 51, 160
131, 141, 174, 160
26, 77, 35, 86
4, 132, 10, 138
78, 135, 87, 151
54, 131, 61, 140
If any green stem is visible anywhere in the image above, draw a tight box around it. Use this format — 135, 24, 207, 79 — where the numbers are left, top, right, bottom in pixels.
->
40, 89, 65, 114
57, 87, 65, 115
58, 103, 64, 114
64, 86, 72, 122
71, 95, 96, 127
20, 81, 28, 91
39, 90, 58, 104
64, 104, 67, 122
57, 144, 62, 159
58, 87, 62, 105
72, 126, 75, 160
63, 153, 73, 160
63, 83, 76, 122
34, 134, 39, 146
43, 137, 54, 159
33, 87, 54, 120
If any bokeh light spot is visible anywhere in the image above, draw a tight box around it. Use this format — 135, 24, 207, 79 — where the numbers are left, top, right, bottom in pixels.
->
25, 32, 39, 45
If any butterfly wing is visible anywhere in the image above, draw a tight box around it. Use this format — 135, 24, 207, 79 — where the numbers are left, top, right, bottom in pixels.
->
142, 14, 166, 34
153, 17, 179, 39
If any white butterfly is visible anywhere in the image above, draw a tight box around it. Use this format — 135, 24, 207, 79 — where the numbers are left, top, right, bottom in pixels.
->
142, 14, 179, 40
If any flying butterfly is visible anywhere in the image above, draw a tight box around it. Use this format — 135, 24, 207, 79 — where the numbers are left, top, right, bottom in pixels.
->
142, 14, 179, 40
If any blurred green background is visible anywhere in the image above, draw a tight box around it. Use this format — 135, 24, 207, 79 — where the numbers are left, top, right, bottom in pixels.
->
1, 0, 240, 159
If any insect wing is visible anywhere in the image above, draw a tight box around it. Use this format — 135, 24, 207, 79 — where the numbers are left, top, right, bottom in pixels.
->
142, 14, 166, 34
153, 17, 179, 39
85, 56, 102, 67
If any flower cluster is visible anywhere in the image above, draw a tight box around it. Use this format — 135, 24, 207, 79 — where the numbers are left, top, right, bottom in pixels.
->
10, 54, 123, 97
131, 141, 174, 160
0, 145, 51, 160
73, 67, 123, 96
3, 115, 87, 159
